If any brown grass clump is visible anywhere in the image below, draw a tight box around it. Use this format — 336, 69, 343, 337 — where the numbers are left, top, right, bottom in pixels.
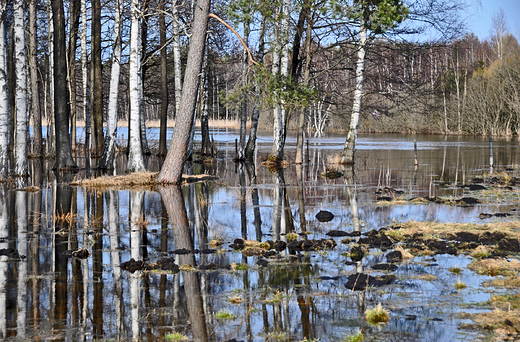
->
71, 172, 217, 189
468, 258, 520, 277
394, 246, 414, 260
470, 309, 520, 338
484, 276, 520, 288
17, 186, 41, 193
471, 245, 492, 259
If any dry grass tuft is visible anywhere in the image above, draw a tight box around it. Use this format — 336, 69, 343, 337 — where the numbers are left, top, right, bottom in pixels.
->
484, 276, 520, 288
71, 172, 217, 189
468, 258, 520, 277
365, 303, 390, 325
470, 309, 520, 337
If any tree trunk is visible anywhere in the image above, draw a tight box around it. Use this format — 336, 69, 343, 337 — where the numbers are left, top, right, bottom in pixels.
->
99, 0, 123, 170
295, 4, 312, 164
52, 0, 77, 170
200, 41, 211, 156
29, 0, 42, 157
91, 0, 103, 156
81, 0, 90, 154
341, 23, 367, 165
157, 0, 210, 184
68, 0, 80, 151
238, 21, 250, 161
0, 3, 8, 179
157, 0, 169, 156
46, 0, 55, 156
172, 0, 183, 117
139, 3, 150, 156
14, 0, 29, 177
127, 0, 146, 172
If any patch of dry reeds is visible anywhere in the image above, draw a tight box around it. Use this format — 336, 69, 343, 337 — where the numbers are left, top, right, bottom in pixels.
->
71, 172, 217, 189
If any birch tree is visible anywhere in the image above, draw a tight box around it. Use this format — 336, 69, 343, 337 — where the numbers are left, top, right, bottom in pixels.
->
81, 0, 90, 153
99, 0, 123, 170
127, 0, 146, 172
342, 0, 408, 165
158, 0, 211, 184
0, 2, 8, 179
13, 0, 29, 177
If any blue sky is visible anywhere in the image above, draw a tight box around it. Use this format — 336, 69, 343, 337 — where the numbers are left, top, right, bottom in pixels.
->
467, 0, 520, 40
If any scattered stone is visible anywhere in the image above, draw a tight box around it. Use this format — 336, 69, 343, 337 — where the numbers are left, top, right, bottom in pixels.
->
0, 248, 26, 260
386, 250, 403, 263
256, 258, 269, 267
230, 239, 245, 250
479, 213, 493, 219
344, 273, 395, 291
65, 248, 91, 259
121, 258, 146, 273
319, 275, 341, 280
316, 210, 334, 222
199, 262, 218, 270
172, 248, 192, 255
347, 231, 362, 237
372, 263, 398, 271
350, 245, 367, 262
273, 240, 287, 252
494, 212, 512, 217
199, 248, 217, 254
376, 196, 393, 202
156, 257, 179, 273
456, 197, 480, 205
326, 230, 349, 237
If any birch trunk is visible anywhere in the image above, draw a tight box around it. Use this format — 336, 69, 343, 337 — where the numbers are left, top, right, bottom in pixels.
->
14, 0, 29, 177
271, 4, 282, 161
238, 21, 250, 161
172, 0, 182, 117
29, 0, 42, 156
271, 0, 291, 161
127, 0, 146, 172
0, 186, 7, 337
341, 24, 367, 165
0, 3, 8, 179
81, 0, 90, 153
157, 0, 210, 184
68, 0, 80, 151
99, 0, 123, 170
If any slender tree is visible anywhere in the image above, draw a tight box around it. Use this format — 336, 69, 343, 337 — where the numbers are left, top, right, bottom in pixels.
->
68, 0, 80, 151
51, 0, 77, 170
99, 0, 123, 170
91, 0, 103, 156
157, 0, 169, 156
127, 0, 146, 172
29, 0, 42, 157
81, 0, 90, 154
157, 0, 211, 184
0, 2, 8, 179
13, 0, 29, 177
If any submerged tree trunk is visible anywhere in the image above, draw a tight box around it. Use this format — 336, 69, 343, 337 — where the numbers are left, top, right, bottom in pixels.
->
127, 0, 146, 172
157, 0, 169, 156
52, 0, 77, 170
13, 0, 29, 176
341, 24, 367, 165
157, 0, 210, 184
99, 0, 123, 170
0, 3, 8, 179
29, 0, 42, 157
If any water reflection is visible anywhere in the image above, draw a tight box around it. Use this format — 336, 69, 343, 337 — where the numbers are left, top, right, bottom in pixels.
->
0, 134, 518, 340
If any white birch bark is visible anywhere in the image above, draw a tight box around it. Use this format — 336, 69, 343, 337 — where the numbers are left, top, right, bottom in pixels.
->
100, 0, 123, 168
16, 188, 28, 339
0, 3, 8, 179
107, 191, 123, 335
272, 0, 290, 161
14, 0, 28, 177
342, 24, 367, 164
130, 191, 143, 340
81, 0, 90, 151
127, 0, 146, 172
172, 0, 183, 116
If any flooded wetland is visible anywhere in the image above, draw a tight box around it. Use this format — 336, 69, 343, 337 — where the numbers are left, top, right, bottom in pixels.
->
2, 132, 520, 341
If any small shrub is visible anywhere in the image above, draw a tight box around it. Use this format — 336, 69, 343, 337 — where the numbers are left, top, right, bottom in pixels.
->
455, 279, 467, 289
215, 310, 237, 320
449, 267, 462, 275
365, 303, 390, 325
344, 330, 364, 342
165, 332, 189, 341
285, 232, 299, 241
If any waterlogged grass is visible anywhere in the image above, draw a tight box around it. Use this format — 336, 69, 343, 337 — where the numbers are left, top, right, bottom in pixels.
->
165, 332, 189, 341
454, 279, 467, 290
215, 310, 237, 320
468, 258, 520, 277
343, 331, 364, 342
365, 303, 390, 325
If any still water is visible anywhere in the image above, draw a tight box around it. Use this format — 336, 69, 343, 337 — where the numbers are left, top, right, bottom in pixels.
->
1, 132, 519, 341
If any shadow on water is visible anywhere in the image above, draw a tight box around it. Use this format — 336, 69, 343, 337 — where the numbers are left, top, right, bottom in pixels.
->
1, 133, 520, 340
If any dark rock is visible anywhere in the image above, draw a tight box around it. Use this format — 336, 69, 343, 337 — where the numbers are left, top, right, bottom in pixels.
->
261, 250, 278, 258
316, 210, 334, 222
345, 261, 357, 266
359, 233, 394, 248
121, 258, 145, 273
479, 213, 493, 219
326, 230, 349, 237
256, 258, 269, 267
287, 241, 303, 253
494, 212, 512, 217
199, 262, 218, 270
172, 248, 192, 255
0, 248, 26, 260
71, 248, 91, 259
350, 245, 367, 262
456, 197, 480, 205
273, 240, 287, 252
347, 231, 362, 237
405, 315, 417, 321
344, 273, 395, 291
467, 184, 486, 191
498, 238, 520, 253
199, 248, 217, 254
156, 257, 179, 273
319, 275, 341, 280
386, 250, 402, 263
230, 238, 245, 250
376, 196, 393, 202
372, 263, 398, 271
